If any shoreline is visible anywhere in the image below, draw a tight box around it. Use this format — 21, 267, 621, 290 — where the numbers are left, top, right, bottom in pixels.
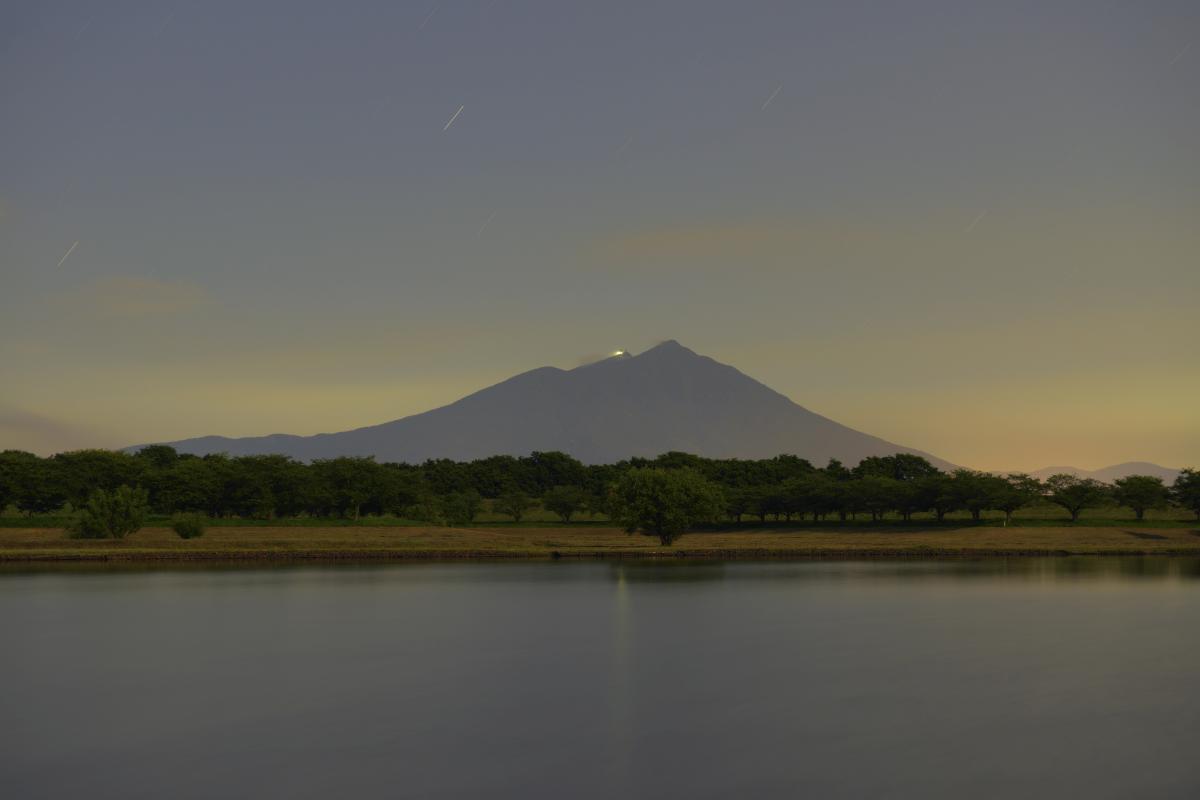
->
3, 524, 1198, 565
4, 549, 1200, 564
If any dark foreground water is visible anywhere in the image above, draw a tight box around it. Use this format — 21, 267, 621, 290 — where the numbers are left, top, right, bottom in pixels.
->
2, 559, 1199, 799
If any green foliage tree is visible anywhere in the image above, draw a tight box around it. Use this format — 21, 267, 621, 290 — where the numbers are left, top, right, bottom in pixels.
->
1043, 474, 1110, 523
991, 474, 1042, 524
543, 485, 585, 523
495, 489, 535, 522
171, 513, 206, 539
465, 455, 522, 497
375, 464, 424, 516
52, 449, 143, 508
310, 457, 383, 519
918, 474, 959, 522
805, 474, 838, 521
10, 447, 1188, 533
829, 480, 862, 521
609, 467, 724, 546
724, 487, 751, 522
134, 444, 180, 471
69, 486, 148, 540
1112, 475, 1171, 521
823, 458, 852, 482
152, 456, 225, 515
441, 490, 482, 526
0, 451, 23, 512
760, 486, 787, 520
582, 490, 609, 519
949, 470, 998, 522
853, 476, 899, 521
0, 450, 67, 515
420, 458, 475, 496
1172, 469, 1200, 520
854, 454, 940, 482
520, 451, 587, 495
405, 488, 445, 524
781, 478, 803, 521
892, 480, 928, 521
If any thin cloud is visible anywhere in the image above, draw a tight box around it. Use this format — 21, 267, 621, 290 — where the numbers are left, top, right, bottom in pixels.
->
0, 406, 112, 455
79, 276, 212, 317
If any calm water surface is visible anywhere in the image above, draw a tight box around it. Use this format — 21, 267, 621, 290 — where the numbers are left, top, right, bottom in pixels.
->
2, 558, 1199, 799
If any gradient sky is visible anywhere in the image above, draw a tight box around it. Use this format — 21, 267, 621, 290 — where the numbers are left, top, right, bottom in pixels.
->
2, 0, 1197, 470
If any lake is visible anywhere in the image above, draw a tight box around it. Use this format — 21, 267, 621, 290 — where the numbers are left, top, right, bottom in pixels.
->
2, 559, 1198, 798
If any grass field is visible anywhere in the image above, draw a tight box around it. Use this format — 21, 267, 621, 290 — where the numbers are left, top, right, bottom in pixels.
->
2, 522, 1198, 563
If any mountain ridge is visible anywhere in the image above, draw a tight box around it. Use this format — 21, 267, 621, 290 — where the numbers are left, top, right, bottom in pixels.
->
1023, 462, 1182, 484
134, 340, 957, 467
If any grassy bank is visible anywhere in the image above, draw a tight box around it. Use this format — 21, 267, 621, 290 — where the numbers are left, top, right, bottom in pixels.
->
2, 523, 1198, 563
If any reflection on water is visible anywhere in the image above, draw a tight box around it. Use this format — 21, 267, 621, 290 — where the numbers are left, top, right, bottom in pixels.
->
2, 559, 1198, 799
605, 556, 1200, 584
5, 555, 1200, 581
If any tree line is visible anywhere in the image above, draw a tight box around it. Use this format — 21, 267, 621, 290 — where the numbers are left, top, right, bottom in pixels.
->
2, 447, 1197, 537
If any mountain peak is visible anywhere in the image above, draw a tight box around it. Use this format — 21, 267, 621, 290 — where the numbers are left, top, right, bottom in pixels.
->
638, 339, 695, 358
140, 342, 954, 468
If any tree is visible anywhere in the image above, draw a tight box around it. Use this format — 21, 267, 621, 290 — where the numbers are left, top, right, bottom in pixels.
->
152, 456, 225, 516
918, 474, 959, 522
760, 485, 787, 521
441, 490, 482, 526
310, 457, 383, 519
853, 476, 899, 522
0, 450, 28, 512
724, 487, 751, 522
171, 513, 206, 539
0, 450, 67, 515
1043, 474, 1110, 523
134, 444, 180, 471
777, 474, 816, 520
991, 474, 1041, 524
465, 455, 522, 497
374, 465, 424, 517
69, 486, 148, 539
822, 458, 852, 482
582, 490, 609, 520
609, 468, 724, 546
829, 480, 864, 521
892, 480, 928, 522
520, 451, 587, 495
405, 488, 445, 524
52, 449, 143, 508
495, 489, 535, 522
1112, 475, 1171, 521
230, 455, 313, 518
1172, 469, 1200, 520
420, 458, 475, 496
854, 454, 940, 482
805, 474, 837, 521
949, 470, 1000, 522
543, 485, 585, 523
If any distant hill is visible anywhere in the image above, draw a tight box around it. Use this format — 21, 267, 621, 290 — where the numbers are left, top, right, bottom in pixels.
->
1027, 462, 1182, 484
135, 340, 955, 468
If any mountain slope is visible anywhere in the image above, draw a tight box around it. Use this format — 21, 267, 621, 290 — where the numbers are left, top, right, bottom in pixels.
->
138, 340, 954, 467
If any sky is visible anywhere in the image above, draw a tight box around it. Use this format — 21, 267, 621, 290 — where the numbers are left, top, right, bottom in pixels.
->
1, 0, 1197, 471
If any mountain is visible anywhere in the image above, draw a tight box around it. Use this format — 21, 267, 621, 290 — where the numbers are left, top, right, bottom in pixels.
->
135, 340, 955, 468
1028, 462, 1181, 484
